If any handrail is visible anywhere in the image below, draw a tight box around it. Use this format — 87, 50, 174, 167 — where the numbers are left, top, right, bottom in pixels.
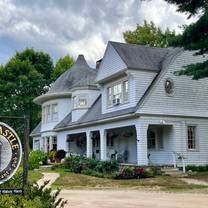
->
172, 151, 186, 173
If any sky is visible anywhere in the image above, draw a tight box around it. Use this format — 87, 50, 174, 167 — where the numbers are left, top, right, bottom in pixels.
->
0, 0, 196, 67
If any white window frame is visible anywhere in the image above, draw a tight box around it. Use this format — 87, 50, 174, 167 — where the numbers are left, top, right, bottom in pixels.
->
147, 127, 164, 151
107, 79, 129, 107
187, 125, 198, 151
73, 95, 87, 109
51, 104, 58, 122
46, 105, 51, 122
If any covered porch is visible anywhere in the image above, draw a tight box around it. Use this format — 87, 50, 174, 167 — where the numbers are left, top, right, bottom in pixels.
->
66, 125, 138, 164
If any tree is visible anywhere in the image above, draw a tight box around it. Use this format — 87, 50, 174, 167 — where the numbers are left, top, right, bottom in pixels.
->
0, 49, 54, 131
52, 55, 74, 80
161, 0, 208, 79
123, 20, 177, 48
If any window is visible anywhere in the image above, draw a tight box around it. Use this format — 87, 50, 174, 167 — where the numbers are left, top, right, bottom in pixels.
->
52, 104, 58, 121
165, 78, 174, 95
46, 105, 51, 122
73, 96, 87, 108
123, 80, 129, 102
79, 98, 87, 107
42, 106, 46, 123
148, 130, 156, 149
52, 136, 57, 150
147, 127, 163, 150
187, 126, 197, 150
107, 80, 129, 106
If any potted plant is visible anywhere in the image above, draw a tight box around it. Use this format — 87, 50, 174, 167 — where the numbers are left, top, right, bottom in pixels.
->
55, 149, 66, 163
48, 150, 57, 163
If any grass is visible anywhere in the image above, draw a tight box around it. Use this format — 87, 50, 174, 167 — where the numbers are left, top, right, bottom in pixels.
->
51, 169, 208, 192
187, 171, 208, 183
29, 170, 43, 184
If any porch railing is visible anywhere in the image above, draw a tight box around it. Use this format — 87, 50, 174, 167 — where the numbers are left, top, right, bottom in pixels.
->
172, 151, 186, 173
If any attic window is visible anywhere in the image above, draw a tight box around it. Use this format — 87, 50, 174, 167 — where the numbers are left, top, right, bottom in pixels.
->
164, 79, 174, 95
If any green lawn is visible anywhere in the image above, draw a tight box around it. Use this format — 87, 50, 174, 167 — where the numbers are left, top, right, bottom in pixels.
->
51, 169, 208, 192
29, 170, 43, 184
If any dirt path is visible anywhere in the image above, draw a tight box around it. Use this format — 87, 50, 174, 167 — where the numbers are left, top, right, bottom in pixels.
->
37, 173, 208, 208
37, 172, 60, 189
179, 178, 208, 186
60, 189, 208, 208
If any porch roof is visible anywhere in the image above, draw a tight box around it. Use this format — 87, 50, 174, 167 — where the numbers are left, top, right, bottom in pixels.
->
30, 122, 41, 137
54, 95, 136, 130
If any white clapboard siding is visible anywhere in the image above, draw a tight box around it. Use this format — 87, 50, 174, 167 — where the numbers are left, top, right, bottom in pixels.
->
41, 98, 72, 132
102, 70, 156, 114
96, 43, 127, 82
137, 51, 208, 117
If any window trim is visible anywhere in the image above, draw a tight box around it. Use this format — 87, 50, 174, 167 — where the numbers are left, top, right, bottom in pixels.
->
107, 79, 129, 108
73, 95, 88, 109
186, 125, 199, 152
42, 103, 58, 123
147, 127, 164, 151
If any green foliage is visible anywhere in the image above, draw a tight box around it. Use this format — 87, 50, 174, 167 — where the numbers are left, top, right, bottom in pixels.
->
164, 0, 207, 15
114, 166, 160, 179
186, 165, 208, 172
123, 20, 176, 48
29, 150, 47, 170
52, 55, 74, 80
54, 156, 119, 176
0, 182, 67, 208
0, 48, 54, 133
0, 169, 23, 189
163, 0, 208, 78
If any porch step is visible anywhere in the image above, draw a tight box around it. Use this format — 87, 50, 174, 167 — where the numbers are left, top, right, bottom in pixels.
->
161, 167, 188, 177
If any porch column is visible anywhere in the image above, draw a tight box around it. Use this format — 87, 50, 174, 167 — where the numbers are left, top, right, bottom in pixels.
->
100, 129, 107, 161
136, 123, 148, 166
49, 136, 53, 151
86, 131, 93, 158
44, 137, 47, 153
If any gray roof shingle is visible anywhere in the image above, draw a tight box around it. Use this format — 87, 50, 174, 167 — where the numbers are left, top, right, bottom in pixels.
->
54, 95, 135, 130
47, 55, 97, 94
110, 41, 172, 71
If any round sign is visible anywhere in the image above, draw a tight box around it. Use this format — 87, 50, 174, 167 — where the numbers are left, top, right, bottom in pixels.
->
0, 122, 22, 184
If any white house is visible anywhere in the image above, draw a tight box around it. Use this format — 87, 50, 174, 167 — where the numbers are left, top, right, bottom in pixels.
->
30, 41, 208, 167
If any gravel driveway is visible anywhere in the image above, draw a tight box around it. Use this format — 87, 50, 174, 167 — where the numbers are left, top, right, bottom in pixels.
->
60, 189, 208, 208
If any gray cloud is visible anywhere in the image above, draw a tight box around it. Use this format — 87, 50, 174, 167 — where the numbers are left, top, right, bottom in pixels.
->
0, 0, 195, 66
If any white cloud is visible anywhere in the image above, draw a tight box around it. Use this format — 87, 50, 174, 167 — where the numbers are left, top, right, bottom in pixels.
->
0, 0, 196, 66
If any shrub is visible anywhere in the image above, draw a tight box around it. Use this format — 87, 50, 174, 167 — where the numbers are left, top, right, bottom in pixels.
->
114, 166, 157, 179
0, 181, 67, 208
56, 156, 119, 175
48, 150, 57, 163
29, 150, 47, 170
186, 165, 208, 172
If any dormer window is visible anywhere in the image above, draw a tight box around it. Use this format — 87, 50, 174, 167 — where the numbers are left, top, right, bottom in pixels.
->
73, 96, 87, 109
107, 80, 129, 107
79, 98, 87, 107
